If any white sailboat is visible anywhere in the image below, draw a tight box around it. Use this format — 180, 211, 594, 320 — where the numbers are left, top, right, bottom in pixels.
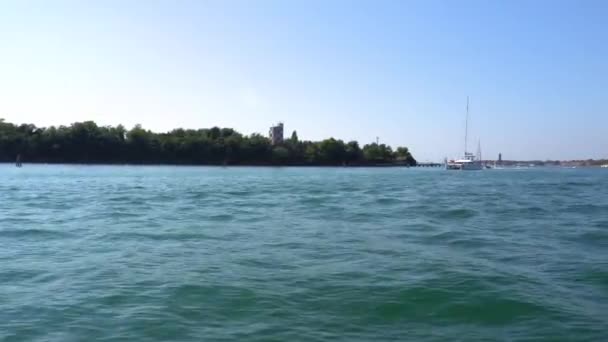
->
446, 97, 483, 171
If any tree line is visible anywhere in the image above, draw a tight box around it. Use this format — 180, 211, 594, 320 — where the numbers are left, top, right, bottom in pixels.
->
0, 119, 416, 166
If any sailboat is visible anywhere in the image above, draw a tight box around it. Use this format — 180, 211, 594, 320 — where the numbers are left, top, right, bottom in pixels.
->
446, 97, 483, 170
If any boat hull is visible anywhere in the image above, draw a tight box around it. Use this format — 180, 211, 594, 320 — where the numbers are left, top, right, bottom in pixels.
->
446, 161, 483, 170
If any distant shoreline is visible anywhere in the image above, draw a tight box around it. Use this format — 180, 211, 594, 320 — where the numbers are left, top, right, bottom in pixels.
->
0, 161, 417, 167
0, 120, 417, 167
484, 160, 608, 168
2, 161, 606, 168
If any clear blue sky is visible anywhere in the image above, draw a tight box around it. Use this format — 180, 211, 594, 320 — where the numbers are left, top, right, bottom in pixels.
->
1, 0, 606, 161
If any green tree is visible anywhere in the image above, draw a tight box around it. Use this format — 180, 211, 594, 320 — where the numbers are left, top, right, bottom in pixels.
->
394, 146, 416, 165
209, 127, 221, 140
363, 143, 394, 163
0, 119, 416, 166
272, 146, 290, 164
395, 147, 409, 158
345, 141, 362, 164
318, 138, 346, 164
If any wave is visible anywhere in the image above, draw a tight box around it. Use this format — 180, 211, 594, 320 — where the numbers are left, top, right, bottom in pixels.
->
104, 231, 221, 242
564, 204, 608, 214
375, 197, 401, 205
0, 228, 72, 239
435, 208, 478, 219
576, 230, 608, 247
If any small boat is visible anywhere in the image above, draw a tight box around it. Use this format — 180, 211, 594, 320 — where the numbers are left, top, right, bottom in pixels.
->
446, 97, 483, 171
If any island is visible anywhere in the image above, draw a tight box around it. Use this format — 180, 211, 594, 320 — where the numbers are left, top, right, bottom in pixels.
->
0, 119, 417, 167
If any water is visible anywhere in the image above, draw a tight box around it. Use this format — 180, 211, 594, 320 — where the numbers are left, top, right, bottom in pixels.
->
1, 165, 607, 341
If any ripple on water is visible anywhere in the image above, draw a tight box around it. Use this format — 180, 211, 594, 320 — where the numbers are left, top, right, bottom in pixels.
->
185, 191, 208, 200
581, 270, 608, 291
374, 197, 402, 205
421, 230, 461, 245
575, 230, 608, 247
435, 208, 478, 220
207, 213, 234, 222
104, 231, 223, 242
1, 166, 607, 341
0, 228, 73, 240
167, 284, 263, 321
0, 269, 45, 283
564, 203, 608, 215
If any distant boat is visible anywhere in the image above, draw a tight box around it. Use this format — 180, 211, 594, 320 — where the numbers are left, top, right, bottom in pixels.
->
446, 154, 483, 171
446, 97, 483, 171
601, 164, 608, 168
491, 161, 503, 169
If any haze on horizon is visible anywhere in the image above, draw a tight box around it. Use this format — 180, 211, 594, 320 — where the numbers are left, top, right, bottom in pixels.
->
1, 0, 606, 161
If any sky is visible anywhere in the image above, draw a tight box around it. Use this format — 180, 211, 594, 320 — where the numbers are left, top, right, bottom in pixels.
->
1, 0, 606, 161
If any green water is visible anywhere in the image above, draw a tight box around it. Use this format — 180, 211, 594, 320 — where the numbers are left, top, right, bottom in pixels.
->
1, 165, 607, 341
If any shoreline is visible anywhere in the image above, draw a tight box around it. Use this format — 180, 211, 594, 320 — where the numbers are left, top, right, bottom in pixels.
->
0, 161, 416, 168
3, 162, 605, 169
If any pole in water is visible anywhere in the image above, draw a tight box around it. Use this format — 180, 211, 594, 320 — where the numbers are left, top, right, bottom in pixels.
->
465, 96, 469, 155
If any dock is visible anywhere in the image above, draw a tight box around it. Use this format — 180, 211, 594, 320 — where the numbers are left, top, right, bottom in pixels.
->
415, 162, 443, 168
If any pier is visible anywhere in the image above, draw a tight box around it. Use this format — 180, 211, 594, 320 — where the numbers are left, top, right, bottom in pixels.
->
415, 162, 443, 167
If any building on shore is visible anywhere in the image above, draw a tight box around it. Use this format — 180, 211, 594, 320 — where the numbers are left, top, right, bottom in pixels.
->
269, 122, 284, 145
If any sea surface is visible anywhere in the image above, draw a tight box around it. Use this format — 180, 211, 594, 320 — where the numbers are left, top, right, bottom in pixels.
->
1, 165, 607, 341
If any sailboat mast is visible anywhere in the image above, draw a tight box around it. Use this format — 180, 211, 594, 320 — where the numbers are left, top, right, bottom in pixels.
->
464, 96, 469, 154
